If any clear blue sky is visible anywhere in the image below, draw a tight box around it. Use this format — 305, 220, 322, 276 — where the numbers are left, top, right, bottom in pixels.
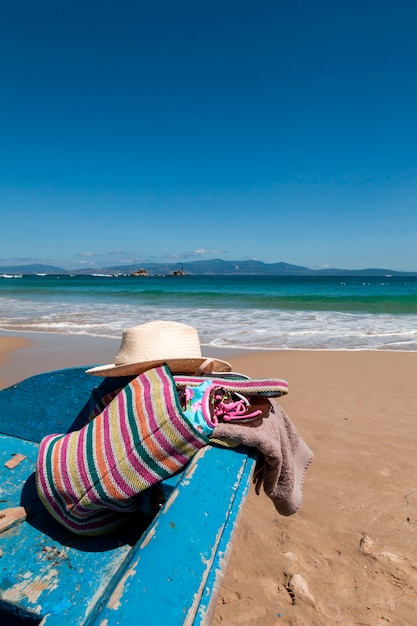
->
1, 0, 417, 271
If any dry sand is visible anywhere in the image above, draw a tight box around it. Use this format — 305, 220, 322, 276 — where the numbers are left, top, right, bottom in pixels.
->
1, 335, 416, 625
213, 350, 417, 626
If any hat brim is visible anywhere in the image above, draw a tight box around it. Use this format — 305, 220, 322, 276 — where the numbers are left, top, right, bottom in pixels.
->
85, 357, 232, 377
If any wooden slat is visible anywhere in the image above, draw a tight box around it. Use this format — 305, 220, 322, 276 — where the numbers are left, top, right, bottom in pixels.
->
0, 368, 255, 625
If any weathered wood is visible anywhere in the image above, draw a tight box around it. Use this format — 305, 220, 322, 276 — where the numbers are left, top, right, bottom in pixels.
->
0, 367, 256, 625
4, 454, 27, 469
0, 507, 27, 533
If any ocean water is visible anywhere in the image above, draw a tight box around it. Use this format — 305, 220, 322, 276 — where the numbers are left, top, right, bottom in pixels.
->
1, 274, 417, 351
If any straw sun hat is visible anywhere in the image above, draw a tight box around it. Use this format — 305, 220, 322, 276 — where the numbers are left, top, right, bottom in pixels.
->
85, 320, 232, 377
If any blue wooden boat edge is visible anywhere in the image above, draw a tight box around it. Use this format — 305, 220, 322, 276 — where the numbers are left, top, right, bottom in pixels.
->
0, 367, 257, 625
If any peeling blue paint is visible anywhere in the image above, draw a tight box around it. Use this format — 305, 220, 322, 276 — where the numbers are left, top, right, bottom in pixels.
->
0, 368, 256, 625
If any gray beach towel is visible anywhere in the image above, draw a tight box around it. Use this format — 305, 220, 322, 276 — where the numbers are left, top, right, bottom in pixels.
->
212, 399, 313, 515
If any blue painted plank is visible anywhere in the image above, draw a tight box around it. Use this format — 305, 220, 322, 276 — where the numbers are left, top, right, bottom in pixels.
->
0, 368, 130, 442
0, 434, 135, 624
193, 448, 255, 625
88, 445, 256, 626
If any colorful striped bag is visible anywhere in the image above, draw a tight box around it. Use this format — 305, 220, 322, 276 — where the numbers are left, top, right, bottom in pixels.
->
35, 365, 209, 535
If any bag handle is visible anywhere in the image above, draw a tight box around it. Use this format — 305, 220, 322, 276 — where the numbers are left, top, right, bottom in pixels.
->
174, 374, 288, 397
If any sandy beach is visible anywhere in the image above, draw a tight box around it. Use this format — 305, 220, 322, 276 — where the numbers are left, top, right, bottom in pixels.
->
1, 334, 416, 625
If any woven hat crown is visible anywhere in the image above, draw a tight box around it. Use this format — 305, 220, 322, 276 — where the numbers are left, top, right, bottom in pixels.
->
115, 320, 202, 365
86, 319, 232, 376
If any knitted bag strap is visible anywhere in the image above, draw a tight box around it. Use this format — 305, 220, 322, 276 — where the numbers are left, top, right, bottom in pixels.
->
174, 375, 289, 397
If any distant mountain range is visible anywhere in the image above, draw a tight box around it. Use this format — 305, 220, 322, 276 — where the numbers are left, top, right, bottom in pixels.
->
0, 259, 416, 276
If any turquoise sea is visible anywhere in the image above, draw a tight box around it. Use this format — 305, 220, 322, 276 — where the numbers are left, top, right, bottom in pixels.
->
1, 274, 417, 350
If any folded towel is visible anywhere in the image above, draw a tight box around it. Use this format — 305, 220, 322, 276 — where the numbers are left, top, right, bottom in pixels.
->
211, 400, 313, 515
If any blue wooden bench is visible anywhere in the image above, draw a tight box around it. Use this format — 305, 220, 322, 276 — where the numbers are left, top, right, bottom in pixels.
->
0, 367, 256, 625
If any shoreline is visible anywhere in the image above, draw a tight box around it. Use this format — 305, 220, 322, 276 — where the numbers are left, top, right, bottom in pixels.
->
2, 329, 417, 390
0, 330, 248, 390
1, 331, 416, 623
